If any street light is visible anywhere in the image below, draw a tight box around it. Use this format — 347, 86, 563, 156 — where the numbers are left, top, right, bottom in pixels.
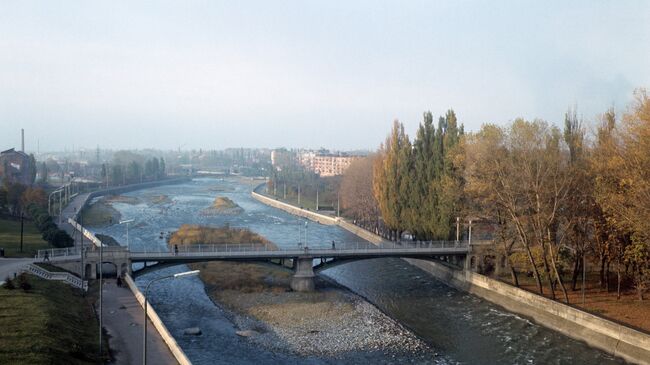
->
304, 221, 308, 249
142, 270, 200, 365
119, 219, 135, 250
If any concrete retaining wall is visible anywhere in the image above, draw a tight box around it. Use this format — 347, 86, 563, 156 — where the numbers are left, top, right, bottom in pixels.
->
251, 189, 650, 365
124, 274, 192, 365
405, 259, 650, 365
251, 191, 338, 225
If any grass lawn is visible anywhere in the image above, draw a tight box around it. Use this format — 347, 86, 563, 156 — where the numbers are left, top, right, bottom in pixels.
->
0, 274, 107, 365
0, 218, 51, 258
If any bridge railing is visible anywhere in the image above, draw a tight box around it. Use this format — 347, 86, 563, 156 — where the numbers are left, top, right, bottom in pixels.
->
130, 240, 470, 256
35, 247, 82, 260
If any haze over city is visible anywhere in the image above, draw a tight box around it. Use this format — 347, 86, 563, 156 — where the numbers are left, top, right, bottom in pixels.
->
2, 1, 649, 151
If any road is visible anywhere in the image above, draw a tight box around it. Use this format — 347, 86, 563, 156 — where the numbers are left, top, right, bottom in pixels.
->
0, 258, 33, 284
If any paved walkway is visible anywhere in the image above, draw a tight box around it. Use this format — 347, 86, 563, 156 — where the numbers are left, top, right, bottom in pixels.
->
56, 192, 91, 246
0, 258, 33, 284
101, 279, 178, 365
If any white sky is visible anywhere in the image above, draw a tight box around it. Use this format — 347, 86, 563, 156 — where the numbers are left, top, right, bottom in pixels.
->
1, 1, 649, 152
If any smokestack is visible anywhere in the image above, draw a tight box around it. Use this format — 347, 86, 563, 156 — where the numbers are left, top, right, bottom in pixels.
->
21, 129, 24, 152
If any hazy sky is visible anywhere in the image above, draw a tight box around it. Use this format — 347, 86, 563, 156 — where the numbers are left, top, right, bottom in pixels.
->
1, 1, 649, 152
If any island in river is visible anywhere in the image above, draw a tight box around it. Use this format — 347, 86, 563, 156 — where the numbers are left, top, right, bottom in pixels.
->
200, 196, 244, 216
168, 225, 431, 359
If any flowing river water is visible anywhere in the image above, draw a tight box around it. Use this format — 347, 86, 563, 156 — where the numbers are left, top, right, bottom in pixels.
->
90, 178, 626, 365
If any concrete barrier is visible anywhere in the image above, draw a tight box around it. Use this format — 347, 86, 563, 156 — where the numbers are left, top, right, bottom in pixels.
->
124, 274, 192, 365
404, 259, 650, 365
251, 191, 338, 225
251, 189, 650, 364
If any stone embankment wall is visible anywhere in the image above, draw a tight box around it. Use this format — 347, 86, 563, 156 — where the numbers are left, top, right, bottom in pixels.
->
405, 259, 650, 365
124, 274, 192, 365
251, 188, 650, 365
251, 191, 338, 225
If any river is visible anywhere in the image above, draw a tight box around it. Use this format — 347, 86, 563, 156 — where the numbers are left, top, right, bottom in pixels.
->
89, 177, 626, 365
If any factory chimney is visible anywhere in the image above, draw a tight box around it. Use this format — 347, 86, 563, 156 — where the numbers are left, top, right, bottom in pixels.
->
21, 129, 25, 152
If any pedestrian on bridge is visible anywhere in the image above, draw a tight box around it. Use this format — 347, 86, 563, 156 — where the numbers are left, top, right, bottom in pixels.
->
332, 241, 336, 250
174, 244, 179, 256
43, 251, 50, 262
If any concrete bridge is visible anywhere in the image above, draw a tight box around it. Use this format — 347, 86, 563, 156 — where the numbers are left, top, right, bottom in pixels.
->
37, 241, 471, 291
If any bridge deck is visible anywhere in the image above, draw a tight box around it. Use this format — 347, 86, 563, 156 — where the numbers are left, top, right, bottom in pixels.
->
37, 241, 470, 263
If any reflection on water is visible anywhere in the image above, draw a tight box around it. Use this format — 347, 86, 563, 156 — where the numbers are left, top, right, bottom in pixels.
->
91, 178, 626, 365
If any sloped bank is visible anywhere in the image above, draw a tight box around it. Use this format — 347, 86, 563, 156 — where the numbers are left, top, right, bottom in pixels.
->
251, 189, 650, 365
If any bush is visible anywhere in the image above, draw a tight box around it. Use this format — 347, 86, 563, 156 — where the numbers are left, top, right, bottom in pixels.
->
3, 277, 15, 290
17, 275, 31, 292
25, 201, 74, 249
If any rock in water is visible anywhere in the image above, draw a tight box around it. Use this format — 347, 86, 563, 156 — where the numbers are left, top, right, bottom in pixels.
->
236, 330, 259, 337
184, 327, 202, 336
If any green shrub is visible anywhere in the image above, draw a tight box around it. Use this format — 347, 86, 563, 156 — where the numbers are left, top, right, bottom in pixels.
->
3, 277, 15, 290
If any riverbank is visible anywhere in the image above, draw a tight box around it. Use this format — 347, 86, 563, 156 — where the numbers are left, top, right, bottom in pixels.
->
252, 187, 650, 365
191, 261, 431, 360
0, 274, 108, 364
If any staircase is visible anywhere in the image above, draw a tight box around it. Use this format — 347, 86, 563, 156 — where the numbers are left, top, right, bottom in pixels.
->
24, 264, 88, 291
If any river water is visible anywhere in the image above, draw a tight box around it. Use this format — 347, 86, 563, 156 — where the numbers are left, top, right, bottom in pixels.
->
90, 178, 626, 365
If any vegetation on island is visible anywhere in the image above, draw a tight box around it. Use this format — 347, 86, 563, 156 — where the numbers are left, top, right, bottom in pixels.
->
168, 224, 273, 247
201, 196, 244, 215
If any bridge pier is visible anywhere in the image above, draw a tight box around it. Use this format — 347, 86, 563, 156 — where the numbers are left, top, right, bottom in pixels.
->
291, 257, 315, 292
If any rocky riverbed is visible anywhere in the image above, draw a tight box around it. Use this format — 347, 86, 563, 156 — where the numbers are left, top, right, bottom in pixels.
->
191, 261, 433, 361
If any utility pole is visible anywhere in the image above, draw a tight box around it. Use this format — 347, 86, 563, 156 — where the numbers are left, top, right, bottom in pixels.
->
337, 192, 340, 217
283, 183, 286, 200
316, 189, 319, 211
99, 240, 103, 362
468, 220, 473, 245
298, 185, 301, 206
19, 212, 24, 253
80, 215, 84, 281
456, 217, 460, 242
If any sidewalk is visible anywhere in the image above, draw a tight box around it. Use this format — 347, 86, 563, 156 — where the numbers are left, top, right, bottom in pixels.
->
101, 279, 178, 365
55, 192, 91, 247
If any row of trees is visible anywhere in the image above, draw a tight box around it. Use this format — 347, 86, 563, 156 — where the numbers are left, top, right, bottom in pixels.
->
100, 153, 166, 187
340, 90, 649, 301
462, 92, 650, 301
0, 181, 73, 248
372, 110, 464, 240
267, 162, 340, 210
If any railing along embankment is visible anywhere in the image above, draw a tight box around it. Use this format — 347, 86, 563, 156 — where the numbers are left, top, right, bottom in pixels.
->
123, 274, 192, 365
23, 263, 88, 291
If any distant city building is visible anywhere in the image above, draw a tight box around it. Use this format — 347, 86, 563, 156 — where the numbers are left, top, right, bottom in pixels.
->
271, 148, 361, 176
0, 148, 33, 185
270, 149, 296, 171
298, 150, 360, 177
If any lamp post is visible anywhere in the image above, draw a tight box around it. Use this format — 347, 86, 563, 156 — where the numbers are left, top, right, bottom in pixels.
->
119, 219, 135, 250
143, 270, 199, 365
304, 221, 308, 249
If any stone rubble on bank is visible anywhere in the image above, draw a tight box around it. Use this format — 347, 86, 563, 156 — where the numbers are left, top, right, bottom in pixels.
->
220, 289, 430, 358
